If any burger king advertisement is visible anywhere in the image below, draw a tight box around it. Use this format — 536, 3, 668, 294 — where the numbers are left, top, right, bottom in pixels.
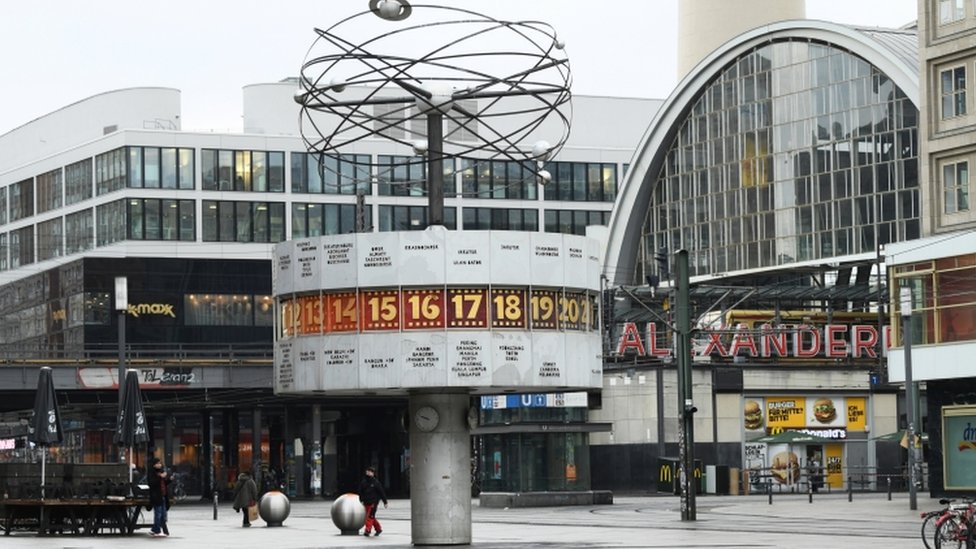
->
743, 396, 866, 434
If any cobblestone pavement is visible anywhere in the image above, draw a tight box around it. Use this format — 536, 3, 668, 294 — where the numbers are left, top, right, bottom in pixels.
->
1, 492, 933, 548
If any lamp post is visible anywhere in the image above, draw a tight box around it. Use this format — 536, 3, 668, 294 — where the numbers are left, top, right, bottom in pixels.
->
900, 286, 917, 511
115, 277, 128, 398
675, 250, 696, 520
115, 276, 128, 469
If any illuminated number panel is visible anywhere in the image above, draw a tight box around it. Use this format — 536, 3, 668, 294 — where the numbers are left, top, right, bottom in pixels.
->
558, 292, 584, 331
297, 295, 324, 335
279, 286, 597, 337
281, 300, 300, 337
327, 292, 359, 332
361, 289, 401, 331
447, 288, 489, 328
530, 289, 558, 330
403, 288, 446, 330
491, 288, 527, 329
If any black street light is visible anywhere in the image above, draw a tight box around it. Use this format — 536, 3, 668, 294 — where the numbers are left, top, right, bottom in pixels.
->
900, 285, 917, 511
114, 277, 128, 401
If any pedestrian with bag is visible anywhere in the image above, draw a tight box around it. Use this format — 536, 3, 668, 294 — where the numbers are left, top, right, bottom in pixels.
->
358, 466, 388, 536
232, 470, 259, 527
148, 457, 170, 537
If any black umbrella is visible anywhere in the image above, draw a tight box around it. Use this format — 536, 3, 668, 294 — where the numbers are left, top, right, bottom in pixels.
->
28, 367, 63, 498
114, 369, 149, 490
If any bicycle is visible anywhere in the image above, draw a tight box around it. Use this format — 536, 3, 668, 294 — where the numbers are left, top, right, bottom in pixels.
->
922, 499, 958, 549
933, 498, 976, 549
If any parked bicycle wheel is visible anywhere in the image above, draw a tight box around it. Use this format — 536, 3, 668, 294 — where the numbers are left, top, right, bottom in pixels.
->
935, 515, 969, 549
923, 511, 943, 549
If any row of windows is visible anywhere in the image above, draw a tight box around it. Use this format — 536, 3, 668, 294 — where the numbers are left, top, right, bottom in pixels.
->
0, 292, 274, 346
0, 198, 611, 271
893, 252, 976, 346
1, 150, 618, 229
202, 149, 284, 192
377, 155, 453, 197
131, 147, 196, 190
292, 204, 610, 236
128, 199, 196, 241
292, 203, 371, 238
201, 201, 286, 243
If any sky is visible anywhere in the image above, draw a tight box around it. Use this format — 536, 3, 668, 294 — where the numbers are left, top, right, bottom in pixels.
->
0, 1, 918, 135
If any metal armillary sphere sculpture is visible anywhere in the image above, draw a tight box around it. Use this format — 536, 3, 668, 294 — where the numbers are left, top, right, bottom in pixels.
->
295, 0, 572, 226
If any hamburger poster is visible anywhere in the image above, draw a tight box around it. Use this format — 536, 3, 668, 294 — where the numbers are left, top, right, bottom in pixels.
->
744, 396, 857, 431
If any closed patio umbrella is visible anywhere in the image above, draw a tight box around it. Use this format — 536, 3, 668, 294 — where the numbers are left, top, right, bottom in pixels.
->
28, 367, 63, 498
114, 369, 149, 492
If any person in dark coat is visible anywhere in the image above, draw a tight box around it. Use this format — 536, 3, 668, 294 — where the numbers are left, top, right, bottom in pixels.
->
232, 471, 259, 527
147, 457, 170, 537
358, 466, 388, 536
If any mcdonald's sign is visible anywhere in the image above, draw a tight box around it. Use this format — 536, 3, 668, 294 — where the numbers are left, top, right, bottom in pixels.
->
660, 462, 674, 483
656, 458, 703, 494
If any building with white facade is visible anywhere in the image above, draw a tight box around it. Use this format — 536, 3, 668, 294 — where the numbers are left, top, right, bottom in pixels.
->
0, 83, 660, 497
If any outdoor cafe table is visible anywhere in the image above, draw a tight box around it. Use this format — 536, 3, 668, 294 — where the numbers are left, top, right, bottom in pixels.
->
1, 497, 150, 536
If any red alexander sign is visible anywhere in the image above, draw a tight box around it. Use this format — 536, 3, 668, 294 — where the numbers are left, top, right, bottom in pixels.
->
615, 321, 892, 359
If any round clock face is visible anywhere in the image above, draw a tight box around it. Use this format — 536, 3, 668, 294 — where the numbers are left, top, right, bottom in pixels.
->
414, 405, 439, 432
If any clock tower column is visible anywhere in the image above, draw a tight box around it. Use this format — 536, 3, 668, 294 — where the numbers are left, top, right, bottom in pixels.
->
408, 390, 471, 544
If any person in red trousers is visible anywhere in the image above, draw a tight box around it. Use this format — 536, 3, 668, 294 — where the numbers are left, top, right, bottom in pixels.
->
358, 466, 388, 536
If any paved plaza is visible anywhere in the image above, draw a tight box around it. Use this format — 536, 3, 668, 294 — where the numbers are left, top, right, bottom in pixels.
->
1, 491, 935, 548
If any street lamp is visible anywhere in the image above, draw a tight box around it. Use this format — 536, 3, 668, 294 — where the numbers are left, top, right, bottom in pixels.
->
115, 277, 128, 400
900, 285, 917, 511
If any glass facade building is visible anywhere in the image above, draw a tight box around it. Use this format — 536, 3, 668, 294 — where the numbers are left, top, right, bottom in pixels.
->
644, 39, 919, 277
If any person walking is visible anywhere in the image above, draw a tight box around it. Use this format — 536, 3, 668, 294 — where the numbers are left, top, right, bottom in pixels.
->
358, 466, 388, 536
148, 457, 170, 537
232, 470, 259, 527
809, 454, 823, 493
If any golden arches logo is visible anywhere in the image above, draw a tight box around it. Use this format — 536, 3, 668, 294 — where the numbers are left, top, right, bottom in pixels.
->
659, 464, 673, 482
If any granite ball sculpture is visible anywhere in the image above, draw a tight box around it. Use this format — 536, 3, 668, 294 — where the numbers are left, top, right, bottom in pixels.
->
258, 490, 291, 527
331, 493, 366, 535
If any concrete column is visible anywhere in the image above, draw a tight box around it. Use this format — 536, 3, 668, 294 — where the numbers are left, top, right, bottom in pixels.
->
202, 411, 212, 495
252, 408, 262, 490
311, 404, 322, 497
323, 420, 338, 497
409, 391, 470, 545
677, 0, 805, 79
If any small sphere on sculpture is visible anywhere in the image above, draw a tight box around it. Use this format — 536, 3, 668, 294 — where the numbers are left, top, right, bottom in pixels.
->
538, 169, 552, 185
532, 140, 553, 161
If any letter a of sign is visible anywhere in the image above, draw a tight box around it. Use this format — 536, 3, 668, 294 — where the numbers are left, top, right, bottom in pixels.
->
616, 322, 646, 355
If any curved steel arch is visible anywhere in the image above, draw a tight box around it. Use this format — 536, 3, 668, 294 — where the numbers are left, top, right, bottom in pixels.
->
603, 20, 919, 285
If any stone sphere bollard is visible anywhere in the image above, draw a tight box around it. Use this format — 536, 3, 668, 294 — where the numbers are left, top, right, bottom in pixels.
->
258, 490, 291, 527
331, 493, 365, 535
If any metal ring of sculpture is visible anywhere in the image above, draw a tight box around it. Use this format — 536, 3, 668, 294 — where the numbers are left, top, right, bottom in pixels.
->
295, 0, 572, 196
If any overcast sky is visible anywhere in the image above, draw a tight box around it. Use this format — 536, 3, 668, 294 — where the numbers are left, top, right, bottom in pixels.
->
1, 0, 917, 135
